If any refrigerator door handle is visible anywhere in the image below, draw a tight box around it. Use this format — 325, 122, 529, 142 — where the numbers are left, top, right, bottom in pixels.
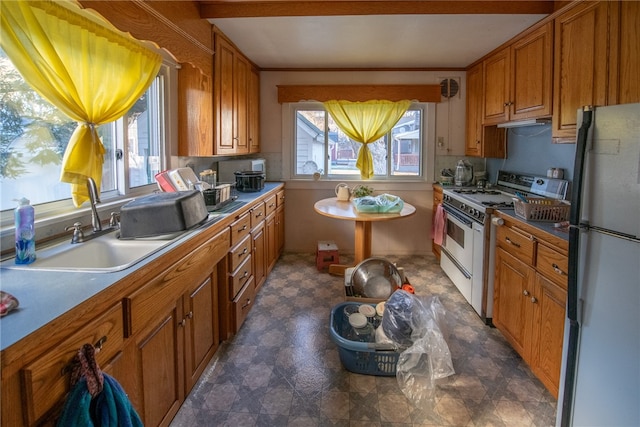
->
581, 222, 640, 243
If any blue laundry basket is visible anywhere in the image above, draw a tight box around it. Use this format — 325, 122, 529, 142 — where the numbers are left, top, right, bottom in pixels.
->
329, 302, 400, 376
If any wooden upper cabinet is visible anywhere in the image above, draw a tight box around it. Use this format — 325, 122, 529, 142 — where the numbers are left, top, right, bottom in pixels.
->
611, 1, 640, 105
483, 22, 553, 125
213, 30, 259, 156
552, 1, 612, 142
510, 22, 553, 121
465, 62, 483, 156
214, 35, 237, 155
234, 54, 250, 154
178, 63, 214, 156
483, 47, 511, 124
249, 67, 260, 153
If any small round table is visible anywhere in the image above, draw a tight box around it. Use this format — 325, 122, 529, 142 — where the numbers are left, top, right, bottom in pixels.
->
313, 197, 416, 274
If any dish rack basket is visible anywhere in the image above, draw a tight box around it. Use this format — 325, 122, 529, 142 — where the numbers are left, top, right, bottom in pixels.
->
329, 302, 399, 376
513, 198, 570, 222
203, 182, 238, 211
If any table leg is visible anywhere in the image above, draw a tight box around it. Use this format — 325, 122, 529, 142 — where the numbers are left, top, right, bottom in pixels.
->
354, 220, 372, 264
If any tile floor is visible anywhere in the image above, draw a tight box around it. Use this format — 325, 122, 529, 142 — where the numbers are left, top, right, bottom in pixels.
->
170, 253, 557, 427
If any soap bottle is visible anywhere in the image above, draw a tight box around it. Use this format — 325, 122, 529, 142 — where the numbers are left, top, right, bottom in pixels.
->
15, 197, 36, 265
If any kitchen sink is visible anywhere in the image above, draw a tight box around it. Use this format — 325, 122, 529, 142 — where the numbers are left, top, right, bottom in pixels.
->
2, 214, 223, 273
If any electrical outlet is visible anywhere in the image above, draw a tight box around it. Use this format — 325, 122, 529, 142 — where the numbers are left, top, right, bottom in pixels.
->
437, 137, 445, 147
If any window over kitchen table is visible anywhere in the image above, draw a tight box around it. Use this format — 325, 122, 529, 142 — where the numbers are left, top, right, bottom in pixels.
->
290, 102, 433, 180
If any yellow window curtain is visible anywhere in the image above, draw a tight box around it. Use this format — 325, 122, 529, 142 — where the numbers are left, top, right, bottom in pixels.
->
1, 0, 162, 207
323, 100, 411, 179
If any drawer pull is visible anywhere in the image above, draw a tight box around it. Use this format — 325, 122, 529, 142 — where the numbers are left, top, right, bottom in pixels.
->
242, 298, 251, 309
178, 319, 186, 327
523, 290, 530, 296
505, 237, 521, 248
243, 270, 249, 278
186, 311, 193, 319
256, 212, 263, 217
241, 248, 248, 255
530, 297, 538, 304
552, 263, 566, 275
239, 225, 247, 232
60, 336, 108, 376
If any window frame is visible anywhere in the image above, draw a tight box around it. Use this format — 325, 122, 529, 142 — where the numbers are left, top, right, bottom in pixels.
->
0, 53, 177, 249
284, 101, 436, 183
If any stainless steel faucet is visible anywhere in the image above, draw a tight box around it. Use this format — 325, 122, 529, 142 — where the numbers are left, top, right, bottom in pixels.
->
87, 177, 102, 232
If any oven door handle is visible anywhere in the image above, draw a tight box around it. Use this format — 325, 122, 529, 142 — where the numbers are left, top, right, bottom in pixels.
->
441, 247, 472, 279
442, 204, 474, 228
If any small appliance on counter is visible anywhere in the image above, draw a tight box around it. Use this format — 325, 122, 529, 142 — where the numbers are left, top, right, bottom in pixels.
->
234, 170, 265, 192
454, 160, 473, 186
218, 158, 265, 182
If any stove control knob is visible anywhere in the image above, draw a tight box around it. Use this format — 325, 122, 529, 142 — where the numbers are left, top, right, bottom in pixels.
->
536, 179, 544, 185
460, 204, 466, 211
469, 208, 476, 216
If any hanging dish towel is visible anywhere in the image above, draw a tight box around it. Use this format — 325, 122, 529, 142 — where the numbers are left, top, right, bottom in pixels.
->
433, 204, 447, 246
57, 344, 142, 427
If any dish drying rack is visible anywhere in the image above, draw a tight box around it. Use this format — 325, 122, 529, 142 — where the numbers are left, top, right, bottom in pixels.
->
204, 182, 238, 211
513, 197, 570, 222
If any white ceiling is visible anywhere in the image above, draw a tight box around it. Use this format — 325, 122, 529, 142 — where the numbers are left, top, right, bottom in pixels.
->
208, 14, 548, 69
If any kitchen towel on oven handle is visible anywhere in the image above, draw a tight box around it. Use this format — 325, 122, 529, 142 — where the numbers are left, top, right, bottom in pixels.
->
432, 204, 447, 246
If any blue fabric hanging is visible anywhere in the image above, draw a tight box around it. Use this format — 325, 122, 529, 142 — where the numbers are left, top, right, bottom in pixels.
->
57, 343, 142, 426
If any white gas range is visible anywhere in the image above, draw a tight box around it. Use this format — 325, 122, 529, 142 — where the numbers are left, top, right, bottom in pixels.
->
439, 170, 569, 323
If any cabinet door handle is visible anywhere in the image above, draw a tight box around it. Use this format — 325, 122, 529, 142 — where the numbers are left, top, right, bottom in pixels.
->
238, 225, 247, 232
530, 297, 538, 304
505, 237, 521, 248
186, 311, 193, 319
242, 298, 251, 309
242, 248, 248, 255
178, 319, 186, 327
552, 263, 566, 275
243, 270, 249, 278
523, 290, 530, 296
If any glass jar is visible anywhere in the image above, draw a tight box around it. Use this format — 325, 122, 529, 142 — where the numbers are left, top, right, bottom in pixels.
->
348, 313, 374, 342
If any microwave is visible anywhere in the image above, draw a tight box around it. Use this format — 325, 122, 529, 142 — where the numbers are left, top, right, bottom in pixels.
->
218, 158, 266, 182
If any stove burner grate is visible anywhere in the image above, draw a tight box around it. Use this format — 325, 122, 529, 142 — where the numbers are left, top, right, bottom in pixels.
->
453, 189, 502, 195
482, 201, 514, 208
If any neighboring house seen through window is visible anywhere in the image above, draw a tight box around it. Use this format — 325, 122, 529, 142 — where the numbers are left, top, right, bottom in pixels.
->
293, 102, 427, 179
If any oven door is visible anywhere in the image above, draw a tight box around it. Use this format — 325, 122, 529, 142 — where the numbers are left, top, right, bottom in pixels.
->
441, 205, 474, 272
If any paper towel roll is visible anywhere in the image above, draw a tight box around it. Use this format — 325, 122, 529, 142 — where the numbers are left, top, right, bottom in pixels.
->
491, 217, 504, 226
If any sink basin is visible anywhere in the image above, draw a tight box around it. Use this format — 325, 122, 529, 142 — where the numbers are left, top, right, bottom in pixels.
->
2, 213, 224, 273
2, 229, 177, 273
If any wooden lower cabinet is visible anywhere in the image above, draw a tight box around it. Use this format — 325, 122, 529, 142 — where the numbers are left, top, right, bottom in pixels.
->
134, 302, 184, 427
531, 273, 566, 396
252, 221, 267, 291
493, 248, 535, 360
266, 211, 277, 272
432, 184, 443, 260
493, 212, 568, 398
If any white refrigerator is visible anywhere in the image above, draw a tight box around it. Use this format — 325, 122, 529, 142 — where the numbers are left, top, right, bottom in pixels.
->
557, 103, 640, 426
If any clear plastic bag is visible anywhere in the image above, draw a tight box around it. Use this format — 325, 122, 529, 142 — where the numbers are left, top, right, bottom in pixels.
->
352, 194, 404, 213
381, 291, 455, 407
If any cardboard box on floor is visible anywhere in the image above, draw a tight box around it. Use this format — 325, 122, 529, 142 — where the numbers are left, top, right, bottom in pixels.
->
344, 266, 408, 303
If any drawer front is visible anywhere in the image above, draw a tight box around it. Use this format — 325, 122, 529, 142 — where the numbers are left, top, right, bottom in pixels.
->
265, 195, 277, 216
496, 225, 535, 265
230, 254, 252, 298
536, 243, 569, 289
229, 234, 252, 272
250, 202, 266, 229
128, 228, 229, 335
230, 213, 251, 247
276, 190, 285, 207
233, 276, 256, 331
21, 303, 124, 425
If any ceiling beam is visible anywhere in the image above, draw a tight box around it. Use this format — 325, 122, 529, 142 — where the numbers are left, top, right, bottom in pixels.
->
199, 1, 555, 19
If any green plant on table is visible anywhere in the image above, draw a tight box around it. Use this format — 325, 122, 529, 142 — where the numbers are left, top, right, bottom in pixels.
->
352, 185, 374, 198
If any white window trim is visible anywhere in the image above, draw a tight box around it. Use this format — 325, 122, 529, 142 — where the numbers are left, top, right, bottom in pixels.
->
282, 101, 436, 185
